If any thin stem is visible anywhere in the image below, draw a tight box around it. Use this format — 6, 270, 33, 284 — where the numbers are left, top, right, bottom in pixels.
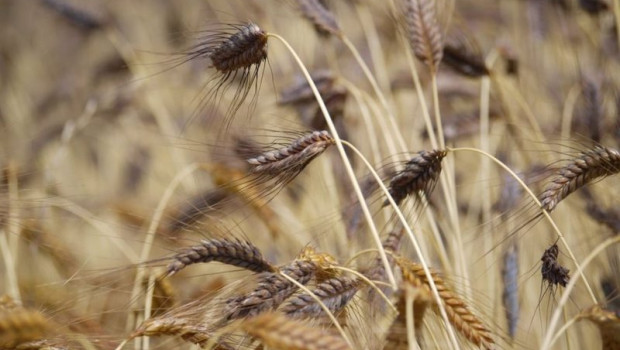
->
447, 147, 598, 303
268, 32, 398, 289
0, 229, 20, 304
127, 163, 206, 334
540, 235, 620, 350
339, 79, 386, 165
141, 272, 157, 350
48, 197, 138, 262
341, 35, 409, 154
431, 74, 444, 149
479, 74, 493, 300
405, 285, 419, 350
341, 140, 461, 349
615, 0, 620, 53
402, 34, 438, 149
548, 314, 580, 350
344, 249, 381, 266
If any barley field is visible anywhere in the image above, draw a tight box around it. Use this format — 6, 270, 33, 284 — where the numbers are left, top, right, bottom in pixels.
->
0, 0, 619, 349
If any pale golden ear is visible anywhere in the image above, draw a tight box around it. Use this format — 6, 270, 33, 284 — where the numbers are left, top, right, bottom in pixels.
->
400, 0, 444, 73
295, 0, 343, 38
442, 19, 489, 78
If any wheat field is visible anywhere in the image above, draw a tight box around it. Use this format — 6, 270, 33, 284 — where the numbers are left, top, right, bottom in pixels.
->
0, 0, 619, 349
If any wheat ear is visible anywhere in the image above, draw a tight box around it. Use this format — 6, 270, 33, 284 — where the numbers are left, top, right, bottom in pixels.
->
540, 146, 620, 212
225, 259, 317, 320
167, 238, 275, 276
541, 235, 620, 350
297, 0, 342, 37
402, 0, 443, 72
397, 257, 495, 349
247, 130, 335, 176
191, 23, 268, 74
281, 276, 359, 318
384, 150, 447, 206
0, 309, 52, 348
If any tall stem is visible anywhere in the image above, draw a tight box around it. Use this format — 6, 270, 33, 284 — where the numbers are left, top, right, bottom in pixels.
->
268, 33, 397, 289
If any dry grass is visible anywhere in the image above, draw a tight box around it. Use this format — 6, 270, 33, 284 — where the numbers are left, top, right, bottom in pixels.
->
0, 0, 619, 349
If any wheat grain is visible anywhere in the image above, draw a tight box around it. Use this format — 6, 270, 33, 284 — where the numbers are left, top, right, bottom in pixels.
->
225, 260, 317, 320
541, 243, 570, 288
167, 238, 275, 276
384, 150, 447, 206
281, 276, 359, 318
540, 146, 620, 211
297, 0, 342, 37
0, 309, 52, 348
402, 0, 443, 71
247, 131, 335, 180
201, 23, 268, 74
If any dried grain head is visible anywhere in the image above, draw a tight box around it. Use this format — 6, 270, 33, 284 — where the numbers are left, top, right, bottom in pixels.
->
401, 0, 444, 72
296, 0, 342, 37
246, 130, 336, 188
281, 276, 360, 318
442, 21, 488, 77
540, 146, 620, 211
224, 259, 318, 320
0, 309, 53, 348
182, 22, 269, 132
541, 243, 570, 288
384, 149, 447, 206
166, 238, 276, 276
